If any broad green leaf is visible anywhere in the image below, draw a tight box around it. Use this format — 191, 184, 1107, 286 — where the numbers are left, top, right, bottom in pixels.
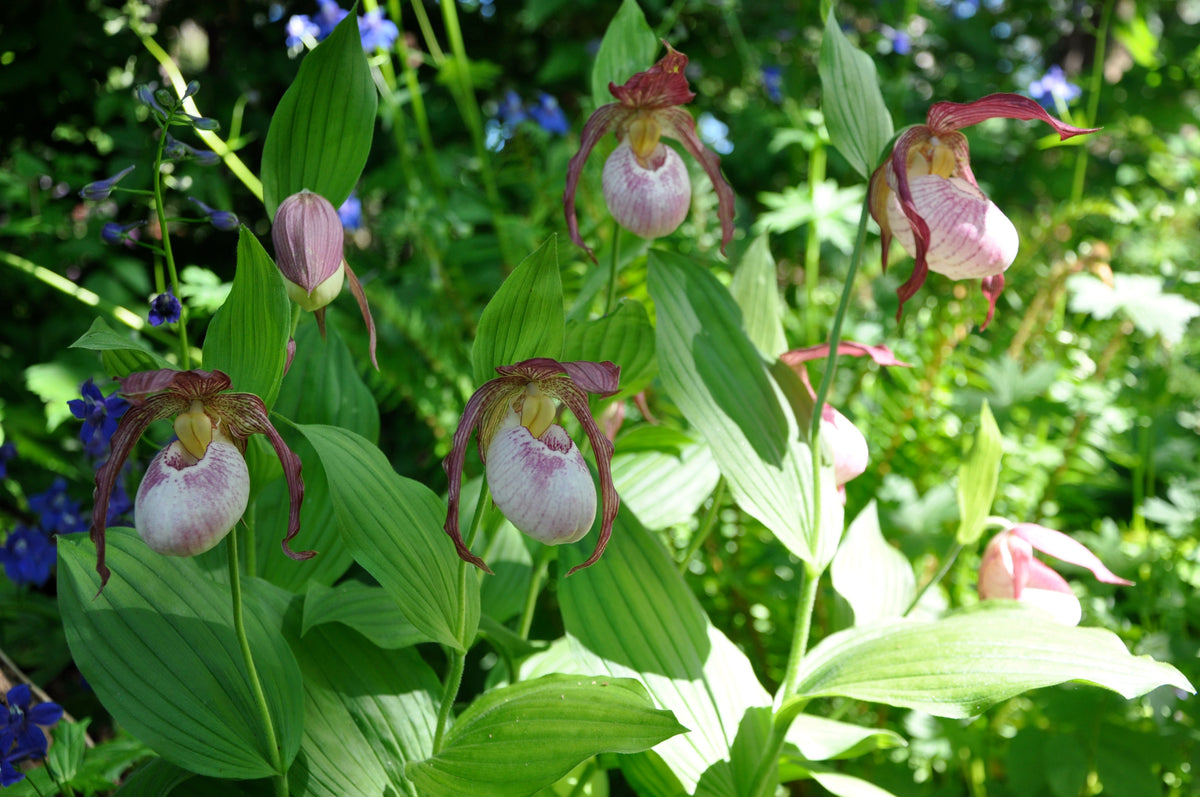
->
611, 436, 721, 530
472, 236, 566, 384
791, 603, 1195, 718
818, 10, 894, 180
648, 249, 842, 566
560, 511, 771, 793
407, 675, 685, 797
729, 236, 787, 358
57, 529, 303, 780
618, 751, 688, 797
70, 318, 171, 376
202, 228, 291, 409
563, 299, 657, 400
956, 400, 1001, 545
296, 423, 479, 651
261, 11, 377, 217
274, 319, 380, 442
113, 759, 197, 796
302, 580, 432, 649
784, 715, 905, 762
590, 0, 658, 109
830, 501, 916, 625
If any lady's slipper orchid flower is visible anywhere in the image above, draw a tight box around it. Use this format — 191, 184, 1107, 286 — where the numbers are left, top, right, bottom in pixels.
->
89, 369, 314, 588
868, 94, 1098, 328
272, 190, 378, 368
978, 524, 1133, 626
782, 342, 910, 502
564, 43, 735, 260
443, 358, 620, 575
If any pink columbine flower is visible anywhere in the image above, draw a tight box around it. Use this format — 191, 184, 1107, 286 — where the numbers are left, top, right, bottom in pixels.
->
89, 369, 314, 588
564, 43, 735, 261
272, 190, 378, 368
978, 524, 1133, 626
781, 341, 910, 502
443, 358, 620, 575
868, 94, 1098, 328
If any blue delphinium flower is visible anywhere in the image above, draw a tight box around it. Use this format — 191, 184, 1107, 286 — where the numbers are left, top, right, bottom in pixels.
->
496, 90, 528, 127
762, 66, 784, 104
0, 527, 55, 587
101, 220, 144, 247
78, 165, 136, 201
0, 684, 64, 786
148, 289, 182, 327
359, 9, 399, 51
285, 14, 321, 48
528, 93, 570, 135
0, 442, 15, 479
28, 478, 87, 536
68, 379, 129, 458
338, 193, 363, 231
163, 134, 220, 166
188, 197, 239, 231
880, 24, 912, 56
1029, 65, 1082, 109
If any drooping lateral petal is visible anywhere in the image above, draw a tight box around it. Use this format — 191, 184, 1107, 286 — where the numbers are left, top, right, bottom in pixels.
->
343, 261, 379, 370
552, 380, 619, 575
885, 130, 934, 319
657, 106, 736, 255
781, 342, 911, 368
1010, 523, 1134, 585
867, 164, 895, 273
926, 93, 1100, 139
980, 274, 1005, 330
210, 393, 313, 562
89, 392, 187, 587
607, 42, 695, 109
565, 104, 633, 261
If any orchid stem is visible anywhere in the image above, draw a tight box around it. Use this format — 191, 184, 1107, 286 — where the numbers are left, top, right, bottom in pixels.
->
150, 118, 191, 370
226, 525, 287, 797
904, 541, 963, 617
678, 477, 726, 574
1070, 0, 1113, 204
517, 546, 552, 643
605, 221, 621, 315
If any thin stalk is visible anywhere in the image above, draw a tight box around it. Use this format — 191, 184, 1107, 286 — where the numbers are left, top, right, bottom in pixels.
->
605, 221, 621, 315
517, 546, 552, 641
678, 477, 726, 574
1070, 0, 1114, 204
150, 126, 191, 369
389, 0, 446, 202
243, 500, 257, 580
227, 525, 288, 797
904, 542, 963, 616
779, 562, 821, 700
803, 142, 827, 343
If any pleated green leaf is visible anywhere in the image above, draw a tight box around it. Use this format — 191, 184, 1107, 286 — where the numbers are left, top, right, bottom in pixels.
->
202, 227, 291, 409
56, 529, 303, 780
956, 400, 1002, 545
296, 423, 479, 651
472, 236, 565, 384
275, 320, 380, 442
591, 0, 658, 109
302, 580, 432, 650
830, 501, 916, 625
407, 675, 685, 797
261, 11, 377, 217
610, 433, 720, 530
791, 603, 1195, 718
563, 298, 657, 400
729, 235, 787, 359
560, 511, 771, 794
70, 317, 171, 377
818, 10, 895, 180
648, 249, 842, 566
785, 715, 905, 762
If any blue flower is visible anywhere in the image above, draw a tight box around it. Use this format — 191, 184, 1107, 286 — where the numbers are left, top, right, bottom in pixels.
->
528, 93, 570, 135
149, 289, 182, 326
0, 684, 63, 786
0, 442, 15, 479
1028, 65, 1082, 109
286, 1, 352, 48
101, 220, 144, 246
880, 25, 911, 56
285, 14, 321, 48
28, 478, 87, 536
496, 90, 527, 127
163, 134, 220, 166
359, 9, 399, 51
338, 193, 363, 231
78, 165, 136, 201
762, 66, 784, 104
188, 197, 239, 231
313, 0, 349, 36
0, 527, 55, 587
68, 379, 129, 459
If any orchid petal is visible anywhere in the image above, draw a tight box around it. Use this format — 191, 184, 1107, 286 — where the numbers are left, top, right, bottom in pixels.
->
781, 342, 911, 368
553, 379, 619, 576
564, 104, 634, 261
1010, 523, 1134, 585
343, 261, 378, 370
980, 274, 1005, 330
657, 106, 736, 254
867, 164, 895, 273
608, 42, 694, 109
926, 93, 1100, 139
559, 360, 621, 396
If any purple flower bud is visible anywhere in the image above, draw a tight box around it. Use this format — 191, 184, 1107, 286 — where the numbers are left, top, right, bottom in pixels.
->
601, 139, 692, 240
79, 165, 136, 200
183, 80, 200, 99
272, 190, 346, 311
188, 197, 238, 231
101, 220, 144, 246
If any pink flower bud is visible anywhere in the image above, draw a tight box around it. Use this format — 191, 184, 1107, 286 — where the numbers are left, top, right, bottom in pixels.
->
821, 405, 868, 502
601, 140, 691, 240
271, 190, 345, 311
134, 433, 250, 556
485, 410, 597, 544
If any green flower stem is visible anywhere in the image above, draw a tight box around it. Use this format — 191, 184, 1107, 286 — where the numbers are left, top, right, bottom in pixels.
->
804, 141, 827, 344
139, 34, 264, 203
605, 221, 621, 315
904, 541, 963, 617
243, 501, 257, 580
677, 476, 726, 574
434, 481, 490, 753
779, 561, 821, 701
150, 126, 191, 369
226, 525, 287, 797
1070, 0, 1114, 204
387, 0, 447, 203
518, 546, 553, 642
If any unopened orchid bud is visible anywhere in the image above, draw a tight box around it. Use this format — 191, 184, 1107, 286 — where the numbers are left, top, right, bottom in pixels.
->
485, 409, 597, 545
602, 140, 691, 240
821, 405, 868, 503
134, 429, 250, 556
272, 190, 346, 312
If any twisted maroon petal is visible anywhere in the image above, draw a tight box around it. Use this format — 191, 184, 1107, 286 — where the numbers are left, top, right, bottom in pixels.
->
565, 104, 634, 261
657, 106, 736, 255
926, 93, 1100, 139
343, 261, 378, 370
980, 274, 1005, 330
608, 41, 695, 109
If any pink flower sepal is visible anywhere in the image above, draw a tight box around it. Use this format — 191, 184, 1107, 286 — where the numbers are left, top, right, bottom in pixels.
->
978, 523, 1133, 626
443, 358, 621, 575
868, 93, 1098, 328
